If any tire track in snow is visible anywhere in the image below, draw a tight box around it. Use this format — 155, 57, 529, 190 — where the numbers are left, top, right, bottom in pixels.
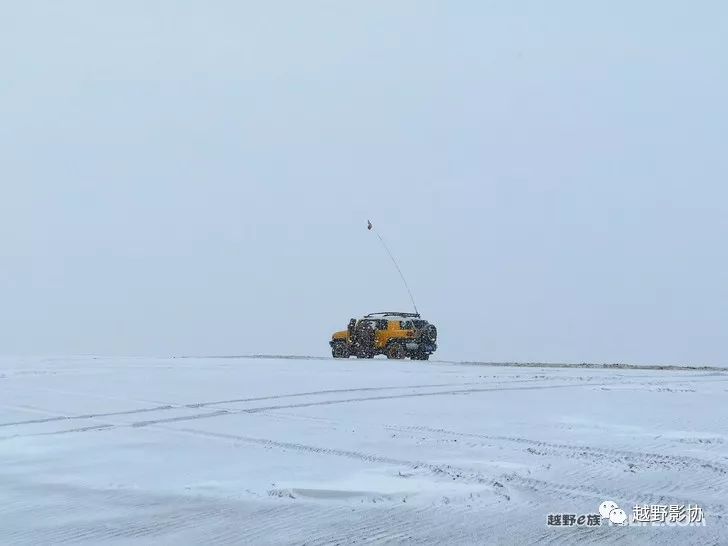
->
130, 381, 621, 428
0, 405, 177, 428
0, 379, 533, 429
385, 426, 728, 512
0, 374, 708, 431
2, 435, 723, 545
385, 425, 728, 476
183, 379, 518, 408
160, 425, 726, 518
0, 380, 637, 441
170, 427, 508, 495
500, 472, 727, 517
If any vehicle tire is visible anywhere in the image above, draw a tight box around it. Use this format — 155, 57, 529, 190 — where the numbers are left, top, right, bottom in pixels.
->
332, 342, 349, 358
386, 344, 406, 360
422, 325, 437, 344
413, 352, 429, 361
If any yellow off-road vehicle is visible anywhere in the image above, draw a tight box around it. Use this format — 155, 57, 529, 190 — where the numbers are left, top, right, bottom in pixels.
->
329, 312, 438, 360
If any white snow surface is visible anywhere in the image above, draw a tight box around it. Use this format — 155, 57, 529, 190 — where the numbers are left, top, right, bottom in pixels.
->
0, 356, 726, 545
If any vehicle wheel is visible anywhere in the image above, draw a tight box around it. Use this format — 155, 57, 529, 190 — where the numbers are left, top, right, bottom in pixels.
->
422, 325, 437, 344
332, 342, 349, 358
386, 344, 405, 360
413, 352, 429, 361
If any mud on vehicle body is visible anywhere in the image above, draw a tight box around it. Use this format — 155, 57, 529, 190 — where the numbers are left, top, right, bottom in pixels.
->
329, 312, 437, 360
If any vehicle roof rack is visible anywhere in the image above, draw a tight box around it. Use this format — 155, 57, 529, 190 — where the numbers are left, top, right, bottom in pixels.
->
364, 312, 421, 318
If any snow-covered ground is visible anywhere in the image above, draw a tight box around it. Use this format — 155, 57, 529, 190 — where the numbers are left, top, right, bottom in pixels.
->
0, 356, 726, 545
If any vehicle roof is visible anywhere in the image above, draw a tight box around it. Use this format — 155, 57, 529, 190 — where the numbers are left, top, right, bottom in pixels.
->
364, 312, 420, 318
359, 313, 427, 322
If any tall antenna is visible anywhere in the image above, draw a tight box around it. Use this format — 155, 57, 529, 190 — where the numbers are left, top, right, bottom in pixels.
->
367, 220, 419, 315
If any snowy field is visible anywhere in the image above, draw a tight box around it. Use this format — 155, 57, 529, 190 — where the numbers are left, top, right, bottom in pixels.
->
1, 356, 726, 545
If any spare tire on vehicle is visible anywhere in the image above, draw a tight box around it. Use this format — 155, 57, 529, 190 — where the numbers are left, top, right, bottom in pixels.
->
421, 324, 437, 344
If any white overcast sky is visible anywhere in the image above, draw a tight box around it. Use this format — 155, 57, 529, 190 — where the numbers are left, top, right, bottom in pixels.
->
1, 2, 726, 364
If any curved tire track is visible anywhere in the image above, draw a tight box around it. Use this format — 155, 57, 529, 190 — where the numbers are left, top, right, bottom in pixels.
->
166, 425, 726, 518
0, 379, 540, 429
0, 380, 622, 439
386, 425, 728, 476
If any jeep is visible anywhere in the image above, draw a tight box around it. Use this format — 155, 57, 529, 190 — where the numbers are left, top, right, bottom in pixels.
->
329, 312, 438, 360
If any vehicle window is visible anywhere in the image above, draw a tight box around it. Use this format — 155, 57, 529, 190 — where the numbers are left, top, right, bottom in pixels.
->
361, 319, 383, 330
402, 321, 413, 329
